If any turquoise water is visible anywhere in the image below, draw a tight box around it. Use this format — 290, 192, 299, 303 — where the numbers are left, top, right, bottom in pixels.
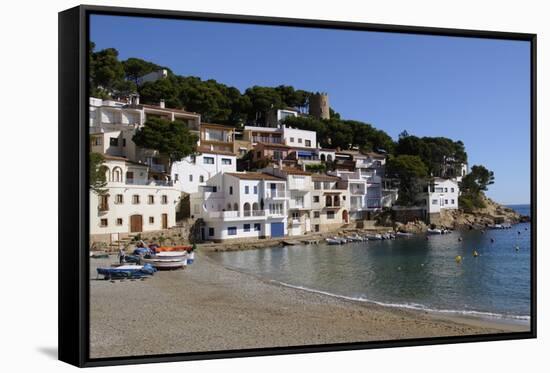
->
209, 205, 531, 321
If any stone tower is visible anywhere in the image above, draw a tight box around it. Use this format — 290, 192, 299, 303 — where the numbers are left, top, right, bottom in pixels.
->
309, 93, 330, 120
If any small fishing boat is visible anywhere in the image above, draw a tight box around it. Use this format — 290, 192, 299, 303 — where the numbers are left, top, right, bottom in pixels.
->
142, 258, 187, 270
90, 251, 109, 259
395, 232, 414, 237
364, 234, 383, 240
156, 245, 192, 252
325, 237, 341, 245
345, 235, 363, 242
427, 228, 443, 235
97, 263, 156, 280
152, 251, 189, 261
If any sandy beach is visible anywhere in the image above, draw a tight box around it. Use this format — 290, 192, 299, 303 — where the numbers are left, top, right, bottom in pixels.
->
89, 252, 529, 359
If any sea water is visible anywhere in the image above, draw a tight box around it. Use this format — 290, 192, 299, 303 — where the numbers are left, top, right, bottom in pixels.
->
209, 205, 531, 322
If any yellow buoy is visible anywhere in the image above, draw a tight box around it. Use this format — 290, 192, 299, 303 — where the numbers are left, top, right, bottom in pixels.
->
455, 255, 462, 263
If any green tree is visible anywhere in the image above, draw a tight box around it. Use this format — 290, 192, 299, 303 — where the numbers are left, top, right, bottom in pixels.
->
132, 118, 198, 174
89, 152, 108, 195
122, 57, 163, 85
91, 48, 125, 94
458, 165, 494, 211
386, 155, 429, 206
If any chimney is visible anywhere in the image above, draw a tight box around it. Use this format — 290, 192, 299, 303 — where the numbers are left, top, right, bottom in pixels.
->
159, 99, 165, 109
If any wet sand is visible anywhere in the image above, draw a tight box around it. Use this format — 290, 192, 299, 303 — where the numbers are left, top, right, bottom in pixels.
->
89, 253, 529, 358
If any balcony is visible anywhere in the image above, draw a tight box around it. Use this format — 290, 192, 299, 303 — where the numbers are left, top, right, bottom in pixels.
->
207, 210, 266, 220
265, 190, 287, 199
98, 204, 109, 212
126, 179, 174, 187
252, 136, 282, 144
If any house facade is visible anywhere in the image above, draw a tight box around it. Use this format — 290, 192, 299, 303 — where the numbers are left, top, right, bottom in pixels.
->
424, 178, 459, 214
89, 155, 181, 240
199, 123, 235, 154
310, 174, 350, 233
199, 172, 288, 241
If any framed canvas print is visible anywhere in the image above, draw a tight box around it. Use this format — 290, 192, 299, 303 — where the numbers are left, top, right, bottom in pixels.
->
58, 5, 536, 367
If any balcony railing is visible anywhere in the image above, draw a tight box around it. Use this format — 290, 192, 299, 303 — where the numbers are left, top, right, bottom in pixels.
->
265, 190, 287, 199
98, 204, 109, 212
126, 179, 174, 187
243, 210, 266, 217
252, 136, 282, 144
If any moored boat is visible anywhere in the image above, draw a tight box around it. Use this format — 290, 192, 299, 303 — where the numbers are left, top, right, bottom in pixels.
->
142, 258, 187, 269
97, 263, 156, 280
427, 228, 443, 235
156, 245, 192, 252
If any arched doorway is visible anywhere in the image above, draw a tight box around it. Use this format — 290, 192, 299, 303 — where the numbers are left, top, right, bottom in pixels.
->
243, 202, 251, 217
342, 210, 349, 224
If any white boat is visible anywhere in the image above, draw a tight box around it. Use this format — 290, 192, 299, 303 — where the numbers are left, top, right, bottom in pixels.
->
396, 232, 414, 237
427, 228, 443, 235
325, 238, 342, 245
142, 257, 187, 269
346, 235, 363, 242
364, 234, 383, 240
152, 251, 189, 260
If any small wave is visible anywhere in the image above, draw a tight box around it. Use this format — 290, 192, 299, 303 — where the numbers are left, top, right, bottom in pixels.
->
273, 280, 531, 323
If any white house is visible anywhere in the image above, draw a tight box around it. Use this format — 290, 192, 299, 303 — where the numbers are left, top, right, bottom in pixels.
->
425, 178, 459, 214
199, 172, 288, 241
282, 125, 317, 149
310, 174, 350, 233
262, 166, 314, 236
89, 155, 182, 241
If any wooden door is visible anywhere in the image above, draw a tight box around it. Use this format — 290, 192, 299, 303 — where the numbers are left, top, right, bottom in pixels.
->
161, 213, 168, 229
130, 215, 142, 232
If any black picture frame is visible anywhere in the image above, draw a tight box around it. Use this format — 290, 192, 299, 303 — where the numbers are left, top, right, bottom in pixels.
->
58, 4, 537, 368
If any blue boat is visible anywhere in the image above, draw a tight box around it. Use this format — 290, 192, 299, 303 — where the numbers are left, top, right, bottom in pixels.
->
97, 263, 157, 280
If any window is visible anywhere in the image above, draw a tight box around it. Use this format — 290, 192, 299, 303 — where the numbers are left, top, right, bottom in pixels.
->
451, 199, 455, 204
189, 174, 193, 182
122, 138, 126, 147
116, 218, 123, 226
203, 157, 214, 164
91, 137, 102, 146
149, 217, 154, 224
244, 224, 251, 232
290, 137, 295, 142
100, 219, 108, 227
292, 212, 299, 219
314, 182, 321, 190
228, 227, 237, 235
109, 137, 118, 146
432, 199, 438, 205
298, 138, 302, 143
162, 195, 168, 204
313, 196, 320, 203
174, 174, 179, 181
314, 224, 320, 232
229, 186, 233, 195
254, 223, 261, 232
200, 176, 205, 183
327, 211, 335, 219
451, 188, 455, 193
148, 195, 154, 204
324, 182, 331, 189
245, 185, 250, 194
132, 195, 140, 204
273, 150, 283, 160
314, 211, 320, 218
115, 194, 123, 204
253, 185, 258, 194
208, 227, 214, 236
445, 199, 449, 205
221, 158, 232, 165
444, 188, 448, 192
305, 140, 311, 147
342, 196, 346, 200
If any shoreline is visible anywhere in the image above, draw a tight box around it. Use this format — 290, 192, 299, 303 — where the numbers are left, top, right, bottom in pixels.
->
89, 252, 529, 359
211, 255, 530, 331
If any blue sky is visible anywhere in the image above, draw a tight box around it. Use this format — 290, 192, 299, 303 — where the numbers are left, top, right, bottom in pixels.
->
91, 15, 531, 205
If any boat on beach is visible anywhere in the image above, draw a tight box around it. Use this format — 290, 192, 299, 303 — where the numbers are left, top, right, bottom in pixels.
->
97, 263, 156, 280
346, 234, 364, 242
155, 245, 193, 252
151, 251, 189, 261
142, 258, 187, 269
364, 234, 383, 240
